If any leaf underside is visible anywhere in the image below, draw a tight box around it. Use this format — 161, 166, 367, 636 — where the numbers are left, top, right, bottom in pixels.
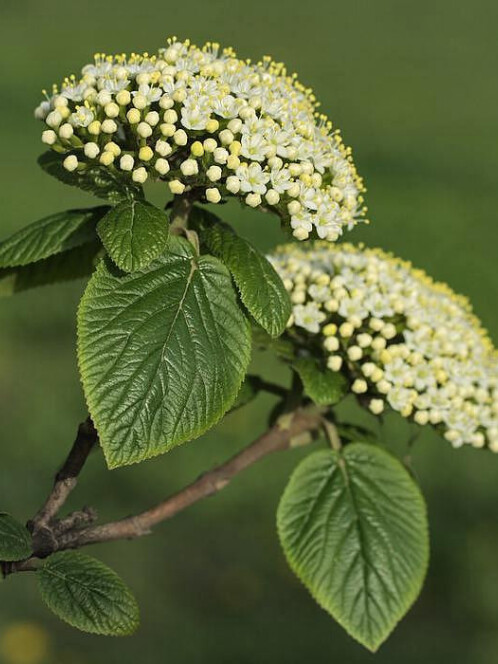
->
38, 552, 139, 636
277, 444, 429, 651
78, 236, 251, 468
97, 200, 169, 272
201, 217, 292, 337
0, 207, 107, 268
0, 513, 32, 561
0, 241, 102, 297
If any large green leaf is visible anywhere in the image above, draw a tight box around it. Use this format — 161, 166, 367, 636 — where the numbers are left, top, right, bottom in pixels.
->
277, 444, 429, 652
0, 513, 32, 561
97, 200, 169, 272
293, 357, 347, 406
38, 552, 139, 636
0, 241, 102, 297
0, 207, 107, 268
38, 151, 143, 203
201, 218, 291, 337
78, 236, 251, 468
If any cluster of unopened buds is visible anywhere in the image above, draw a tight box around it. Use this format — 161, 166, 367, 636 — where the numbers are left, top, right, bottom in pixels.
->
35, 38, 366, 242
269, 243, 498, 451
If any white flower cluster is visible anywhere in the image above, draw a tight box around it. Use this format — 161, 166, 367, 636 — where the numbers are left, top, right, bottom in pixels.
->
269, 243, 498, 451
34, 38, 366, 241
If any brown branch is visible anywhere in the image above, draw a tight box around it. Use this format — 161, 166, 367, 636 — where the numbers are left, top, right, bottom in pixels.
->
29, 418, 98, 535
57, 407, 323, 551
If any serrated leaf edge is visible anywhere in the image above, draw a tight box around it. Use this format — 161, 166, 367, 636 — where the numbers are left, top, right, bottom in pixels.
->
76, 250, 252, 469
276, 445, 430, 652
38, 552, 139, 637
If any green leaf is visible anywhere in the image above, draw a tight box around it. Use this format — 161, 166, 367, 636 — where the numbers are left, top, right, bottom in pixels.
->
293, 357, 347, 406
0, 513, 32, 561
277, 445, 429, 652
201, 218, 291, 337
0, 241, 102, 297
78, 236, 251, 468
97, 200, 170, 272
0, 207, 107, 268
38, 151, 143, 203
38, 552, 139, 636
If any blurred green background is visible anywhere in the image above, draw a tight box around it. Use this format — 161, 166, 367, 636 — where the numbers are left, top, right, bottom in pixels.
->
1, 1, 497, 662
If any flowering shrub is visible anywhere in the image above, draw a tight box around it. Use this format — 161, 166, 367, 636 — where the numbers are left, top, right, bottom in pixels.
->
269, 243, 498, 451
35, 38, 366, 241
0, 36, 494, 656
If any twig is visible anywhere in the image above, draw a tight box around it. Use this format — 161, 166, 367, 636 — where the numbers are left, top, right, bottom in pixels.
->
56, 407, 323, 551
253, 377, 288, 399
29, 418, 98, 534
169, 194, 195, 234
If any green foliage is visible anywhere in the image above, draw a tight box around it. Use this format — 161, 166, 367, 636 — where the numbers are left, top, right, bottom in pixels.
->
0, 207, 106, 268
277, 444, 429, 651
200, 214, 291, 337
38, 552, 139, 636
0, 241, 102, 297
97, 200, 170, 272
0, 513, 32, 561
78, 235, 251, 468
38, 151, 143, 203
292, 357, 347, 406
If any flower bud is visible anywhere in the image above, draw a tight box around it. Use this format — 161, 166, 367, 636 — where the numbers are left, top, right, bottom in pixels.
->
206, 118, 219, 133
265, 189, 280, 205
213, 148, 228, 164
155, 140, 172, 157
132, 167, 148, 183
219, 129, 234, 145
173, 129, 188, 145
120, 154, 135, 171
105, 102, 120, 118
245, 193, 261, 208
137, 122, 153, 138
154, 158, 170, 175
116, 90, 131, 106
207, 165, 222, 182
133, 93, 147, 110
206, 187, 221, 203
84, 142, 100, 158
169, 179, 186, 194
226, 176, 241, 194
327, 356, 343, 371
203, 138, 217, 153
63, 155, 78, 171
101, 119, 117, 134
46, 110, 62, 128
190, 141, 204, 157
99, 151, 114, 166
145, 111, 160, 126
42, 130, 57, 145
127, 109, 141, 124
58, 123, 73, 140
163, 109, 178, 124
139, 146, 154, 162
180, 159, 199, 176
369, 399, 384, 415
